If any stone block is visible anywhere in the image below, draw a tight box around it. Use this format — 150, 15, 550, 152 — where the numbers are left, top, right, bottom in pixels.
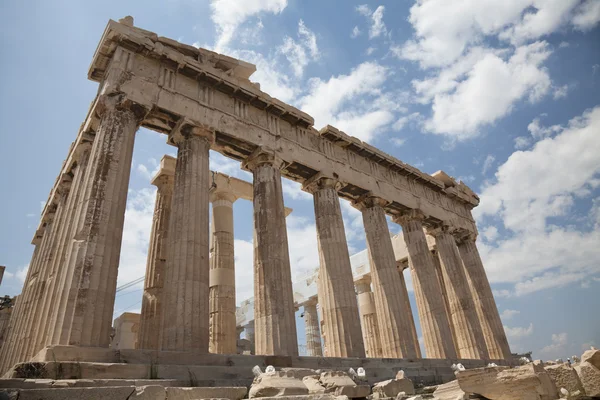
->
249, 371, 308, 398
432, 380, 468, 400
0, 390, 18, 400
457, 363, 558, 400
574, 361, 600, 397
303, 375, 326, 394
166, 386, 247, 400
131, 385, 166, 400
544, 363, 585, 399
372, 378, 415, 398
319, 371, 370, 398
17, 386, 136, 400
581, 349, 600, 370
281, 368, 319, 379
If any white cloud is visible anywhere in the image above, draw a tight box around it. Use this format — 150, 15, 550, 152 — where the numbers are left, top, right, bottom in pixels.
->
572, 0, 600, 30
117, 188, 156, 288
540, 332, 568, 356
482, 154, 495, 175
392, 112, 422, 132
3, 264, 29, 284
527, 116, 563, 139
390, 138, 406, 147
499, 0, 580, 45
282, 179, 312, 201
482, 225, 499, 242
399, 0, 595, 68
279, 20, 320, 77
210, 0, 288, 51
234, 238, 254, 304
500, 309, 520, 320
421, 42, 552, 139
474, 106, 600, 296
356, 5, 388, 39
504, 323, 534, 339
366, 47, 376, 55
514, 136, 532, 149
553, 84, 570, 99
136, 158, 159, 181
298, 62, 395, 141
351, 26, 362, 38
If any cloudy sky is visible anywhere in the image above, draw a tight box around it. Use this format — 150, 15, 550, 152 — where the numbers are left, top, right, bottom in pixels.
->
0, 0, 599, 360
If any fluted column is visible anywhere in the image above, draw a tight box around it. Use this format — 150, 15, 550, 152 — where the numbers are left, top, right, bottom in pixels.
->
356, 196, 418, 359
429, 226, 488, 359
457, 235, 511, 360
160, 125, 213, 352
394, 211, 457, 359
65, 100, 140, 347
303, 175, 365, 358
209, 189, 238, 355
138, 156, 175, 350
303, 299, 323, 357
397, 265, 422, 358
355, 277, 383, 358
47, 145, 92, 346
242, 149, 298, 356
0, 217, 53, 372
30, 175, 76, 357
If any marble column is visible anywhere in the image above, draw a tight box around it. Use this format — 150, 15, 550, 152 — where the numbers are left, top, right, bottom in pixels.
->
0, 217, 53, 372
242, 149, 298, 356
304, 175, 365, 358
303, 299, 323, 357
432, 250, 459, 353
355, 277, 383, 358
160, 125, 213, 352
394, 212, 457, 359
356, 196, 418, 359
29, 174, 75, 357
64, 102, 140, 348
47, 144, 92, 347
397, 265, 422, 358
429, 226, 488, 359
208, 188, 238, 355
458, 235, 511, 360
138, 156, 175, 350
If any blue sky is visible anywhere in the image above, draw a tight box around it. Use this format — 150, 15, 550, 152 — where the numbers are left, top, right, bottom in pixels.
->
1, 0, 599, 360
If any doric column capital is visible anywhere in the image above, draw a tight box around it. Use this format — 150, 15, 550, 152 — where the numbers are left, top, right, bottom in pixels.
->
426, 222, 458, 238
96, 93, 149, 121
455, 231, 478, 245
56, 173, 73, 196
302, 173, 342, 194
209, 188, 238, 204
351, 192, 389, 211
392, 209, 427, 225
241, 147, 286, 171
168, 118, 215, 147
151, 155, 176, 189
355, 276, 372, 294
303, 297, 318, 307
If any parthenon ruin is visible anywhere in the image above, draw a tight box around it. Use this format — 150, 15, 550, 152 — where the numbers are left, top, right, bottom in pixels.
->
0, 16, 513, 387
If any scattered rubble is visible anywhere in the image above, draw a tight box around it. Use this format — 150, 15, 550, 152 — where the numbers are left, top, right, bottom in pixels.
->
544, 362, 585, 399
371, 375, 415, 399
574, 349, 600, 398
